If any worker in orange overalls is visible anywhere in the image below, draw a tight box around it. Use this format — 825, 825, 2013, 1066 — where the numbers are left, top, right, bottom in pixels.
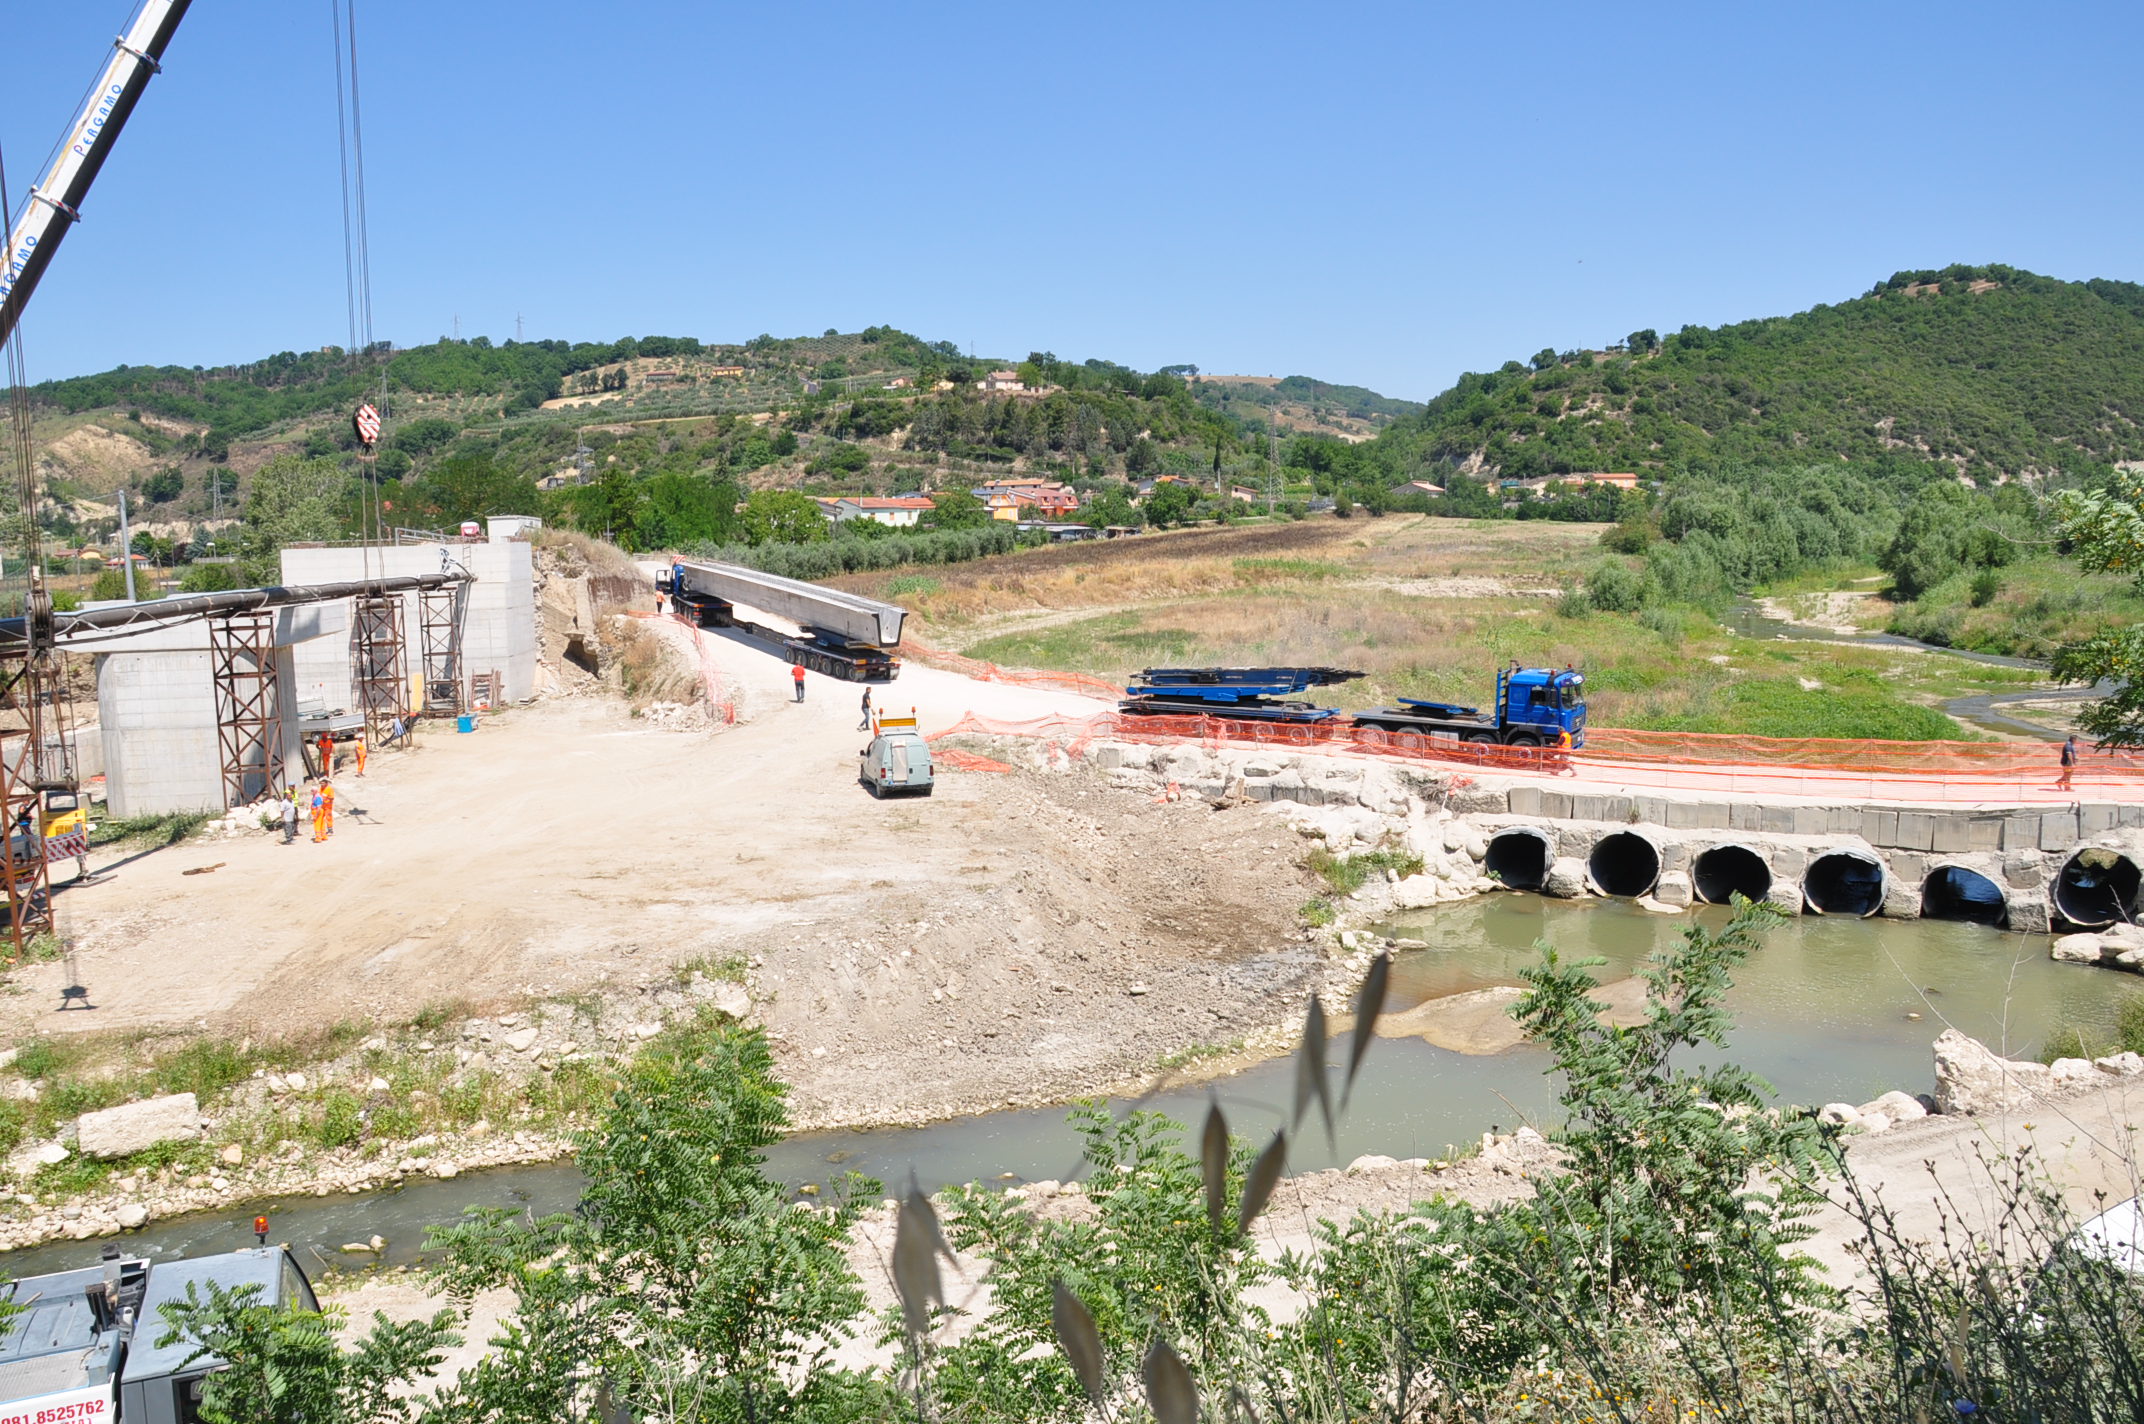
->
354, 738, 368, 778
320, 779, 336, 837
309, 783, 328, 843
318, 732, 335, 775
791, 663, 806, 703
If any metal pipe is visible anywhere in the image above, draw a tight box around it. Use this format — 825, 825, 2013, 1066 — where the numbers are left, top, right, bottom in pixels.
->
0, 573, 470, 647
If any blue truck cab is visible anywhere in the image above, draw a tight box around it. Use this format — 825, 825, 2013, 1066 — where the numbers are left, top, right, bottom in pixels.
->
1497, 665, 1586, 746
1355, 664, 1586, 746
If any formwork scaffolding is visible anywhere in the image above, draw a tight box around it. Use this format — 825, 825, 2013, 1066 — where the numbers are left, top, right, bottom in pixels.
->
418, 582, 467, 717
0, 580, 73, 951
352, 594, 410, 743
209, 611, 284, 809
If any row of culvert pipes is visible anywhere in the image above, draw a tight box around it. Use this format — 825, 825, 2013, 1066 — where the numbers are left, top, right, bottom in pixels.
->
1480, 827, 2141, 931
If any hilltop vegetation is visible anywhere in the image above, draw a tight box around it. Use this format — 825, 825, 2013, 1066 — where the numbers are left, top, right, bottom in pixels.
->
1369, 264, 2144, 481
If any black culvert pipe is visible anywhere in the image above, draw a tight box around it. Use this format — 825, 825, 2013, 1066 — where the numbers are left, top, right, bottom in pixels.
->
2052, 849, 2143, 930
1920, 866, 2007, 926
1804, 849, 1884, 917
1692, 845, 1773, 905
1484, 828, 1555, 892
1587, 830, 1661, 898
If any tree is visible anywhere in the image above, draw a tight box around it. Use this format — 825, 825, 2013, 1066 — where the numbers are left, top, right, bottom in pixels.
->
1626, 328, 1659, 353
427, 1018, 886, 1422
922, 488, 991, 530
90, 567, 131, 602
1144, 481, 1197, 528
738, 489, 829, 545
1881, 481, 1971, 599
152, 1279, 459, 1424
238, 455, 350, 583
1531, 347, 1559, 370
1077, 485, 1141, 529
180, 561, 238, 593
636, 472, 737, 549
143, 466, 184, 503
2052, 468, 2144, 744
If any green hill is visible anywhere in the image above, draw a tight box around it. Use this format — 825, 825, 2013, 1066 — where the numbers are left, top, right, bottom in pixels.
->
1382, 264, 2144, 481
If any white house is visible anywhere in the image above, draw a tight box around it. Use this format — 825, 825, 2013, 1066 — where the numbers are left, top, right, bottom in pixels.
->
830, 496, 935, 529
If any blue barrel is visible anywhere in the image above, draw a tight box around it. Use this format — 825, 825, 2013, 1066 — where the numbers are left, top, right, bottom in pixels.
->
456, 714, 475, 734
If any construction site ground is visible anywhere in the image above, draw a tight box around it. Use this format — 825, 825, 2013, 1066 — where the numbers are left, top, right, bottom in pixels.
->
10, 624, 1327, 1130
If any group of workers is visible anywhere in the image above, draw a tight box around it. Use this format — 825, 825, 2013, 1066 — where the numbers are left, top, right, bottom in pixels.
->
274, 780, 336, 844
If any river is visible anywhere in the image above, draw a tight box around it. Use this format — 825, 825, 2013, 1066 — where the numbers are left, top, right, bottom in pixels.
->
8, 896, 2118, 1281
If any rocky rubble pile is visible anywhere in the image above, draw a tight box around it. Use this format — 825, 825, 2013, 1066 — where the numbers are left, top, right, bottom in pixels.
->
2050, 923, 2144, 973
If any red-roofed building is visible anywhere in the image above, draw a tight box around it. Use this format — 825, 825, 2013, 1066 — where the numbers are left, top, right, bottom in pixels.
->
831, 495, 936, 529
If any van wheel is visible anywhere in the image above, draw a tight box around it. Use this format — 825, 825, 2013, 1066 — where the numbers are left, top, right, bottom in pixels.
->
918, 784, 934, 797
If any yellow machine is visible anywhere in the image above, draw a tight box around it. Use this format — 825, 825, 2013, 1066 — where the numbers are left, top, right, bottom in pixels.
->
40, 788, 87, 839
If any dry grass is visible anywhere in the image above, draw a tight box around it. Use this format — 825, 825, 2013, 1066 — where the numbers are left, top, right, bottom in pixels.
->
832, 515, 1604, 634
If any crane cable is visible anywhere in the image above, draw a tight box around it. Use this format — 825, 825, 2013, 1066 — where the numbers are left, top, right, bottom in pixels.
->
330, 0, 388, 566
0, 140, 41, 617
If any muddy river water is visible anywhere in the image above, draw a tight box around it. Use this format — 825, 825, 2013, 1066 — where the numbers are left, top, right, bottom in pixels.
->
9, 896, 2119, 1279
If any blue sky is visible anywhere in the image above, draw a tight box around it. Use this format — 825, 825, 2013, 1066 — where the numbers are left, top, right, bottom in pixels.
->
4, 1, 2138, 398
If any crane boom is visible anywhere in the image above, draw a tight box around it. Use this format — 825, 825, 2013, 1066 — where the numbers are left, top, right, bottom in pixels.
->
0, 0, 192, 349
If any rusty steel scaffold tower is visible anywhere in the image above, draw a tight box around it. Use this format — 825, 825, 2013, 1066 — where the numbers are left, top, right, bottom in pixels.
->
210, 611, 284, 809
0, 576, 73, 952
352, 594, 410, 744
418, 582, 466, 718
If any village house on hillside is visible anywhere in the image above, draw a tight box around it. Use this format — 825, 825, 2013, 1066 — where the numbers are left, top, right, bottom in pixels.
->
1403, 480, 1446, 497
977, 369, 1025, 393
972, 478, 1077, 519
829, 495, 935, 529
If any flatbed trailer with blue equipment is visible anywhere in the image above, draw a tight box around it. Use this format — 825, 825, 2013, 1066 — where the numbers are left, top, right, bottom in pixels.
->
1117, 664, 1587, 747
1118, 666, 1366, 723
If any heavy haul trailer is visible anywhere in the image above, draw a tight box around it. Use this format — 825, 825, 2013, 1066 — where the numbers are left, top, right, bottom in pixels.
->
1118, 664, 1588, 746
662, 560, 905, 682
1351, 665, 1587, 747
1119, 667, 1366, 722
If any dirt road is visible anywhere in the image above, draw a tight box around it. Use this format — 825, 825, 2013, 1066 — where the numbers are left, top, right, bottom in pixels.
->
15, 621, 1322, 1130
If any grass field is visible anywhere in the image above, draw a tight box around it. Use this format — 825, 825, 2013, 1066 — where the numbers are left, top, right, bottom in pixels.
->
835, 515, 2049, 740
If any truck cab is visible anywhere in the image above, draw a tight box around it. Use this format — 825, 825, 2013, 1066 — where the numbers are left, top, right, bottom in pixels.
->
1499, 666, 1586, 747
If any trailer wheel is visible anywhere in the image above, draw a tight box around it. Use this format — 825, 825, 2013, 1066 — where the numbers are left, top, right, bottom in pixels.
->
1462, 732, 1497, 745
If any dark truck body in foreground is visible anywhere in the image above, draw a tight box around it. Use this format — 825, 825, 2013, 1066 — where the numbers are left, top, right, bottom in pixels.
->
0, 1247, 316, 1422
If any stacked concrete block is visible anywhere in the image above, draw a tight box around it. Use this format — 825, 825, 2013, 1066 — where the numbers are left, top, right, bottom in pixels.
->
281, 538, 537, 715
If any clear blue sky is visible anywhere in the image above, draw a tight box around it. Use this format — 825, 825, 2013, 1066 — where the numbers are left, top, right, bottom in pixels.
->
5, 1, 2139, 400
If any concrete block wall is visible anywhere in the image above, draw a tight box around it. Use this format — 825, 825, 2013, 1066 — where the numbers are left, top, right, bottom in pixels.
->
93, 611, 327, 819
281, 540, 536, 714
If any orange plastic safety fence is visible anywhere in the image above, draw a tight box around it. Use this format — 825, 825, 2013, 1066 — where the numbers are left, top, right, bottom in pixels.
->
927, 708, 2144, 804
901, 636, 1122, 701
934, 748, 1014, 773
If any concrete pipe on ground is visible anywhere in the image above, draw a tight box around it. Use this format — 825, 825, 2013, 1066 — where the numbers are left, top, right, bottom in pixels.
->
2052, 848, 2143, 930
1804, 849, 1885, 918
1921, 866, 2007, 927
1484, 827, 1556, 892
1692, 844, 1773, 906
1587, 830, 1661, 898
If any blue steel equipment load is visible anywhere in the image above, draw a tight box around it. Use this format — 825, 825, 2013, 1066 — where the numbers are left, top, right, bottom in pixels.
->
1119, 666, 1366, 722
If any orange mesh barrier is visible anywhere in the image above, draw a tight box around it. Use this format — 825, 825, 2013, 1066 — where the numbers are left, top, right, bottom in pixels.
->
900, 636, 1123, 701
933, 748, 1014, 773
927, 710, 2144, 805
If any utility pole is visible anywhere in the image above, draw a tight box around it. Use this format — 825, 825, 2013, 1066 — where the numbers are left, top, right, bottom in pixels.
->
453, 313, 460, 341
1267, 408, 1279, 516
515, 312, 524, 342
115, 489, 137, 601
